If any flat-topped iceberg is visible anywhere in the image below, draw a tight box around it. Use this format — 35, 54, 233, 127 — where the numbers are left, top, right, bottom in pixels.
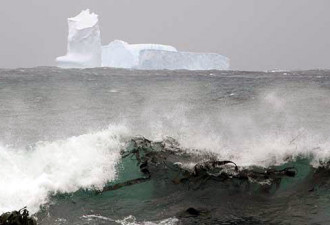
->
138, 50, 230, 70
56, 9, 230, 70
102, 40, 177, 68
56, 9, 101, 68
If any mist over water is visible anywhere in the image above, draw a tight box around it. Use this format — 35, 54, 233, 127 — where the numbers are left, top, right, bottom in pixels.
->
0, 67, 330, 224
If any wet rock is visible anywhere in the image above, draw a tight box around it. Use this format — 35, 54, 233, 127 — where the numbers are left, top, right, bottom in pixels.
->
178, 207, 210, 218
186, 208, 201, 216
101, 136, 297, 193
0, 208, 37, 225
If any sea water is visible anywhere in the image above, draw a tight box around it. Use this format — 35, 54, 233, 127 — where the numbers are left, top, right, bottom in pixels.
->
0, 67, 330, 224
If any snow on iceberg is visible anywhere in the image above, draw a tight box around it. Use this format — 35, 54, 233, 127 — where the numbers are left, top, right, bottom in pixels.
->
56, 9, 102, 68
101, 40, 177, 68
138, 50, 230, 70
56, 9, 230, 70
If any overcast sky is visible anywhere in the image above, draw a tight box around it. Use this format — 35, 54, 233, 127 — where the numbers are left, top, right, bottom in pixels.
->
0, 0, 329, 70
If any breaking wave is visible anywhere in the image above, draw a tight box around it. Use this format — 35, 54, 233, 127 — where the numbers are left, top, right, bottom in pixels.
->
1, 88, 330, 216
0, 125, 128, 213
1, 124, 329, 214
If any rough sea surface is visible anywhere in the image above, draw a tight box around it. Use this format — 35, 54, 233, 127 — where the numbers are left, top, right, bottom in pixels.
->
0, 67, 330, 224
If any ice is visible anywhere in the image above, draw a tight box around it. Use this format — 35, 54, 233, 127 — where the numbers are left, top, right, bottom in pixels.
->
138, 50, 230, 70
56, 10, 230, 70
56, 9, 102, 68
101, 40, 177, 68
102, 42, 229, 70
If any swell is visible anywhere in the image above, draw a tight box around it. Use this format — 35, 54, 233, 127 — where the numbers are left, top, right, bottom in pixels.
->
0, 123, 329, 215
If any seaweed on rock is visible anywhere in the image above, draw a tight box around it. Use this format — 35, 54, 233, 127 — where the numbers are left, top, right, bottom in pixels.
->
101, 137, 297, 193
0, 208, 37, 225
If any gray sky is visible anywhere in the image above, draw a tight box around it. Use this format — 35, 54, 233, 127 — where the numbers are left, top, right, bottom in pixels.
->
0, 0, 329, 71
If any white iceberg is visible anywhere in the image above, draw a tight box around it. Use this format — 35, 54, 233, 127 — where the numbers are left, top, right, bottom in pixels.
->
56, 9, 101, 68
101, 40, 177, 68
56, 10, 230, 70
138, 50, 230, 70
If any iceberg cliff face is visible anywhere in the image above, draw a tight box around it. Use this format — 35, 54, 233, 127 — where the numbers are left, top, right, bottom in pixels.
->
56, 9, 101, 68
101, 40, 177, 68
138, 50, 230, 70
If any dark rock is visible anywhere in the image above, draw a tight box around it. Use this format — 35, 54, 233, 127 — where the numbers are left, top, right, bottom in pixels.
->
0, 208, 37, 225
102, 136, 297, 193
186, 207, 200, 216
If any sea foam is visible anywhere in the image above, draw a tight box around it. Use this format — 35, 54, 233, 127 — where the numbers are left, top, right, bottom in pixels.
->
0, 125, 128, 214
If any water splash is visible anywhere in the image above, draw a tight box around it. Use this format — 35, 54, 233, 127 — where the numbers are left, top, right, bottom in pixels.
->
0, 125, 128, 214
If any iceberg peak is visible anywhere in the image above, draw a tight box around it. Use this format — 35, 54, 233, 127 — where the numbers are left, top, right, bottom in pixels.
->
68, 9, 99, 30
56, 9, 101, 68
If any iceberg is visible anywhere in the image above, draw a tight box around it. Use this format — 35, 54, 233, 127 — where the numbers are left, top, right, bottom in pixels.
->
56, 9, 101, 68
101, 40, 177, 68
56, 10, 230, 70
138, 50, 230, 70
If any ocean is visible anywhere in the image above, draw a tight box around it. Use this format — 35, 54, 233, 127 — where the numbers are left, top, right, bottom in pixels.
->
0, 67, 330, 224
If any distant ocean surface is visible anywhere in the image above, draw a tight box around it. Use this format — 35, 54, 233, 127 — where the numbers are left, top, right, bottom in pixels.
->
0, 67, 330, 224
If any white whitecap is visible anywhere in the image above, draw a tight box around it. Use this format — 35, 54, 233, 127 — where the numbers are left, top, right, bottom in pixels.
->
0, 125, 129, 214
